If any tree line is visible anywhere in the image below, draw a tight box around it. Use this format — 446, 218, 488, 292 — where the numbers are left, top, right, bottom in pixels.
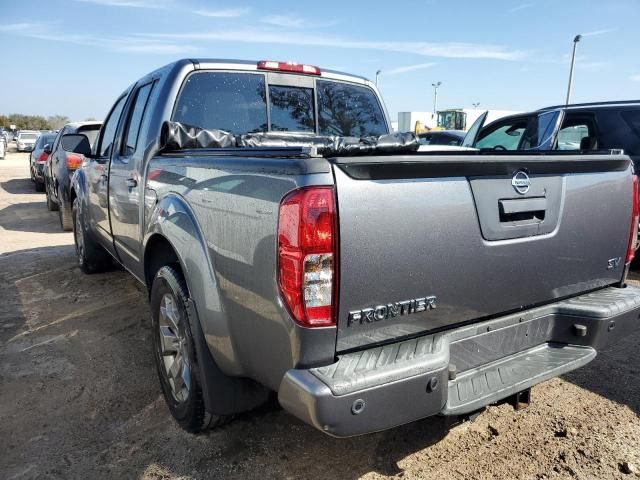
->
0, 114, 77, 131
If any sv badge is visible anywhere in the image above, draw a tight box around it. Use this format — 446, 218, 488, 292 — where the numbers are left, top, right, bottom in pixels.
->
607, 257, 622, 270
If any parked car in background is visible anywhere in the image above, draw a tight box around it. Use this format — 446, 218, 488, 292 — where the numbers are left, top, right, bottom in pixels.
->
418, 130, 465, 146
0, 129, 8, 156
463, 101, 640, 163
16, 130, 40, 152
417, 130, 469, 151
30, 132, 58, 191
62, 58, 640, 437
44, 121, 101, 230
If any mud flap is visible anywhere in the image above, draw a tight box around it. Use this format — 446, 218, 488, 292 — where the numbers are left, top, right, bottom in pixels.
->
185, 298, 270, 416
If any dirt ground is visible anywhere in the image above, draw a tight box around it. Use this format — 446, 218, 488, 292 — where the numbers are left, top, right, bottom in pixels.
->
1, 146, 639, 480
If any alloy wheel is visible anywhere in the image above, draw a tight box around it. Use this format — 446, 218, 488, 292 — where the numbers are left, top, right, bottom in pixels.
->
158, 293, 192, 403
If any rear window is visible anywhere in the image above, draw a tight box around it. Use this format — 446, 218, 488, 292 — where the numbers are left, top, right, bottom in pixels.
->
269, 85, 315, 132
317, 80, 387, 137
172, 71, 388, 137
20, 133, 38, 140
173, 72, 267, 135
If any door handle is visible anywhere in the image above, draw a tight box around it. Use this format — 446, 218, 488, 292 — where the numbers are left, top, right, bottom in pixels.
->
125, 178, 138, 188
499, 197, 547, 223
499, 197, 546, 214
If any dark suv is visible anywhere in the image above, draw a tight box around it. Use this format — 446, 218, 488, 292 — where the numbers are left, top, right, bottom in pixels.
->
465, 100, 640, 163
44, 121, 102, 230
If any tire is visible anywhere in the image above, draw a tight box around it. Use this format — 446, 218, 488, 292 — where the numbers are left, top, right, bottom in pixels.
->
46, 182, 59, 211
59, 192, 73, 231
72, 198, 111, 273
150, 266, 228, 433
35, 181, 45, 193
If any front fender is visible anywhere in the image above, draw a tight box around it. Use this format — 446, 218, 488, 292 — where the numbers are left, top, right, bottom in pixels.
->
143, 193, 243, 377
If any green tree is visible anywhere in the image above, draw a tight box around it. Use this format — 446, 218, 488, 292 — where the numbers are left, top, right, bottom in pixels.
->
47, 115, 70, 130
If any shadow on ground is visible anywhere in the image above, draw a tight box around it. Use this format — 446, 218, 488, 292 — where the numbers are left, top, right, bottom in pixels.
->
1, 177, 41, 195
563, 323, 640, 416
0, 202, 61, 233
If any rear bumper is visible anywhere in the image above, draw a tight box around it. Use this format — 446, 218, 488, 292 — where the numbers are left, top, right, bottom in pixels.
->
278, 285, 640, 437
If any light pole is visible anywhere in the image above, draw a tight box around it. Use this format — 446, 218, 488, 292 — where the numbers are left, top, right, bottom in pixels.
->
472, 102, 480, 109
565, 34, 582, 105
432, 81, 442, 114
375, 70, 381, 87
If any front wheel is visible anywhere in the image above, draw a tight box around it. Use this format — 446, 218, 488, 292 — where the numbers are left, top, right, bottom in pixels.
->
150, 266, 228, 433
72, 198, 111, 273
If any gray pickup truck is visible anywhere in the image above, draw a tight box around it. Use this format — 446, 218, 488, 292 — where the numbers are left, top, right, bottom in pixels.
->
62, 58, 640, 437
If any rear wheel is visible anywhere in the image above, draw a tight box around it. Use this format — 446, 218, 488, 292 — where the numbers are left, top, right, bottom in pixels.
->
46, 182, 59, 211
35, 181, 45, 193
150, 266, 228, 433
72, 198, 111, 273
59, 188, 73, 231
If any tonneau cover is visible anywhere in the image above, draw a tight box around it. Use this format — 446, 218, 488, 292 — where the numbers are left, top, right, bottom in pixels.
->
158, 121, 420, 157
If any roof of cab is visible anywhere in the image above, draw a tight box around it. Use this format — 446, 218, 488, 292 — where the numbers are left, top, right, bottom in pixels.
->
163, 58, 371, 84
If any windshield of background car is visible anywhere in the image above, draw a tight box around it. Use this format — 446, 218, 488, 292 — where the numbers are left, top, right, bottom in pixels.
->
36, 134, 56, 147
475, 117, 528, 150
172, 71, 388, 136
20, 133, 38, 140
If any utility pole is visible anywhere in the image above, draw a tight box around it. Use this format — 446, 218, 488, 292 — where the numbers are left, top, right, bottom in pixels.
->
375, 70, 381, 87
432, 81, 442, 114
565, 34, 582, 105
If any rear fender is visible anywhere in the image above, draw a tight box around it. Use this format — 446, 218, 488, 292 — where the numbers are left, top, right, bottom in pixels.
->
143, 193, 242, 376
143, 193, 269, 415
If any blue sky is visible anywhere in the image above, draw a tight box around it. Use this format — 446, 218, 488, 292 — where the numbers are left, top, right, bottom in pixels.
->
0, 0, 638, 122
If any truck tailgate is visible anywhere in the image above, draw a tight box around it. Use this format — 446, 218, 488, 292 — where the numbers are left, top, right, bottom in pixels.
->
332, 154, 633, 352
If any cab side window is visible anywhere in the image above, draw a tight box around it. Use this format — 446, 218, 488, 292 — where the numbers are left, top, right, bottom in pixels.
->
122, 82, 154, 156
99, 95, 127, 158
556, 115, 597, 150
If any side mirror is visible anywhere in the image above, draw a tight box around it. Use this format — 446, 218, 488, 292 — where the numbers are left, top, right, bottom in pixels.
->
43, 144, 52, 154
61, 134, 92, 157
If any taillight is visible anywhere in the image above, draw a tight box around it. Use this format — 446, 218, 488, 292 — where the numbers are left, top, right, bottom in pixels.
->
37, 152, 49, 163
66, 153, 83, 170
257, 60, 321, 76
278, 186, 337, 327
626, 175, 640, 264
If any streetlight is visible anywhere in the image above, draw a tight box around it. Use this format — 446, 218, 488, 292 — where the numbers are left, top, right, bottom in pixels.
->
432, 81, 442, 114
565, 34, 582, 105
472, 102, 480, 109
375, 70, 381, 87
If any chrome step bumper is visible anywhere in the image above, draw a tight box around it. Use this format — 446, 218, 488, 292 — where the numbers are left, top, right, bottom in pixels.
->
445, 343, 595, 415
278, 285, 640, 437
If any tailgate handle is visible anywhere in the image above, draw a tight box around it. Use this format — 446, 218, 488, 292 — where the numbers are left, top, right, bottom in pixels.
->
499, 197, 546, 222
